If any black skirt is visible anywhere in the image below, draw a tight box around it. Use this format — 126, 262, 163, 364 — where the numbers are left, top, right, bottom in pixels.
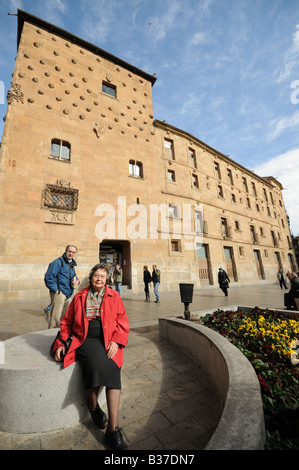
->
75, 318, 121, 390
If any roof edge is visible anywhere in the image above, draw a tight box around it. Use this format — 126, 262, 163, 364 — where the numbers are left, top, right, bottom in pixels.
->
17, 9, 157, 86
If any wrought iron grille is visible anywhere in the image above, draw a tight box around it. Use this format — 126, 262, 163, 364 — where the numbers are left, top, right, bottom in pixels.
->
43, 183, 79, 212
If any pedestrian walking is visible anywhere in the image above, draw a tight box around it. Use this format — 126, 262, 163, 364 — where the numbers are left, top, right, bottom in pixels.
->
152, 265, 161, 303
44, 245, 80, 328
143, 266, 152, 301
218, 267, 230, 297
113, 264, 123, 296
277, 268, 288, 289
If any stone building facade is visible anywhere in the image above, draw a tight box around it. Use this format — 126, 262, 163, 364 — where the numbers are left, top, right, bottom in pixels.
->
0, 10, 297, 302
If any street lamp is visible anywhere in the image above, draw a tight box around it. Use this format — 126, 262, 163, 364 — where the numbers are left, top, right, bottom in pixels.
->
179, 283, 194, 320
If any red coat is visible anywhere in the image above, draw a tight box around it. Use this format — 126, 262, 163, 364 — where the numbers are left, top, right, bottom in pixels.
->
53, 286, 129, 368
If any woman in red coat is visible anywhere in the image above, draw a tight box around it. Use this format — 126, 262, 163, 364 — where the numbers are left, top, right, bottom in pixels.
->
53, 263, 129, 450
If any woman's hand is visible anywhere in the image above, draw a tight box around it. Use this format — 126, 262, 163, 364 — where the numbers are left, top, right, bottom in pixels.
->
54, 346, 65, 362
107, 341, 118, 359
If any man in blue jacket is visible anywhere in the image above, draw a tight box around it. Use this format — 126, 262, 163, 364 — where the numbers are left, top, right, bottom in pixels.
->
45, 245, 80, 328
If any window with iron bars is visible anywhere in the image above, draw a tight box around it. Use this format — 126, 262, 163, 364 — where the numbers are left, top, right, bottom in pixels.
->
43, 184, 79, 212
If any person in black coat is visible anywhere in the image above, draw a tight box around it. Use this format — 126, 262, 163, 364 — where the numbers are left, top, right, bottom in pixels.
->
218, 268, 230, 297
143, 266, 152, 301
284, 272, 299, 310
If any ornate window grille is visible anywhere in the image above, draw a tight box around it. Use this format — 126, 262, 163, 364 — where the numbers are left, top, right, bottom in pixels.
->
43, 180, 79, 212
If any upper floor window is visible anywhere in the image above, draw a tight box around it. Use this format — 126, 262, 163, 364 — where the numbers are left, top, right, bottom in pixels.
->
192, 173, 199, 188
171, 239, 181, 252
195, 210, 203, 233
102, 81, 116, 98
227, 168, 233, 185
270, 192, 274, 205
50, 139, 71, 161
164, 138, 174, 160
251, 182, 257, 197
214, 161, 221, 180
167, 169, 175, 182
43, 181, 79, 212
242, 177, 248, 192
221, 217, 231, 238
189, 148, 197, 168
169, 204, 179, 218
263, 188, 268, 202
129, 160, 143, 178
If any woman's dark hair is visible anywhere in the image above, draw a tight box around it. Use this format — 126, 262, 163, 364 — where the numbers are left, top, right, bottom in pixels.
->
88, 263, 109, 285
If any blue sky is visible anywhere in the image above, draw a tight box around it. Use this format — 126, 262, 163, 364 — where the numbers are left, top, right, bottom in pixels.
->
1, 0, 299, 234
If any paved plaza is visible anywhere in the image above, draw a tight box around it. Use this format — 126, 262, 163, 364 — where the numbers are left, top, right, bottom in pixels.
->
0, 282, 288, 450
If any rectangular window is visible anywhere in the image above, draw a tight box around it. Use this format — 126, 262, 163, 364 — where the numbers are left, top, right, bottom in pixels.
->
164, 139, 174, 160
218, 184, 224, 198
50, 139, 71, 161
227, 169, 233, 185
129, 160, 143, 178
171, 239, 181, 252
242, 177, 248, 192
195, 210, 203, 233
221, 218, 230, 238
189, 148, 197, 168
231, 193, 236, 203
251, 182, 257, 197
214, 162, 221, 180
192, 173, 199, 188
250, 225, 258, 244
43, 184, 79, 212
167, 169, 175, 182
270, 192, 274, 205
102, 81, 116, 98
263, 188, 268, 202
169, 204, 179, 218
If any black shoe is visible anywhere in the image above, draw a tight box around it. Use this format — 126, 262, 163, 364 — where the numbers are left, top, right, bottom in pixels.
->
104, 426, 127, 450
89, 404, 108, 429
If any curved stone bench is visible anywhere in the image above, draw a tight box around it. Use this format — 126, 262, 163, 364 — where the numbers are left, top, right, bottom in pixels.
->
159, 317, 265, 450
0, 329, 105, 434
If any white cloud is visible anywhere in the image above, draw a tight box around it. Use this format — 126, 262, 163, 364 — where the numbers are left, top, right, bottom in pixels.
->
266, 110, 299, 142
188, 31, 207, 47
254, 148, 299, 235
275, 24, 299, 83
78, 0, 118, 44
145, 0, 182, 42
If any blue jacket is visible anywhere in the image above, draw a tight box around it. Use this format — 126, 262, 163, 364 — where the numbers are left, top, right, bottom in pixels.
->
44, 253, 77, 298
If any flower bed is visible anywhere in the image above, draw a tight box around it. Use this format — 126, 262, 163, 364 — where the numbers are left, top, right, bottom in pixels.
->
199, 307, 299, 450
